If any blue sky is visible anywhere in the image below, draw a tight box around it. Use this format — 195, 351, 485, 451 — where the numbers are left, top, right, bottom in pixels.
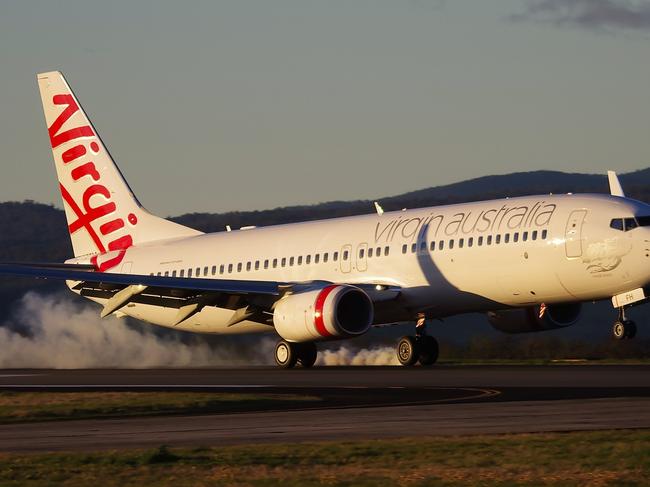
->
0, 0, 649, 215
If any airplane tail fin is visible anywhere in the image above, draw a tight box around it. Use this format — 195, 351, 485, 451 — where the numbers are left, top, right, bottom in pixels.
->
37, 71, 202, 270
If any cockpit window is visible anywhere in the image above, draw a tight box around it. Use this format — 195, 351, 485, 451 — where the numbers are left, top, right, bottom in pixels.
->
610, 218, 624, 231
637, 216, 650, 227
610, 217, 647, 231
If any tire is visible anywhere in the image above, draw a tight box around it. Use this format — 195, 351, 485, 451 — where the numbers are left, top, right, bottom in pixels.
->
275, 340, 298, 368
612, 321, 627, 340
397, 336, 419, 366
297, 342, 318, 368
418, 336, 439, 366
625, 321, 637, 339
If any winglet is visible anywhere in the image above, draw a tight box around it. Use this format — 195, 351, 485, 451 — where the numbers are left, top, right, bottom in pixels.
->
607, 171, 625, 197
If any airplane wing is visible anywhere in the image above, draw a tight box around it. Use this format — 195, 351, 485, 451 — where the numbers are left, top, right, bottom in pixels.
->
0, 262, 400, 325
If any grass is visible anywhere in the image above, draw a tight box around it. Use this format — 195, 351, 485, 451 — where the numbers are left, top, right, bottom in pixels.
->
0, 430, 648, 486
0, 391, 320, 423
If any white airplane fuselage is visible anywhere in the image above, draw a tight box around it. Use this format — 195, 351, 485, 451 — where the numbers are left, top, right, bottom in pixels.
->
72, 193, 650, 335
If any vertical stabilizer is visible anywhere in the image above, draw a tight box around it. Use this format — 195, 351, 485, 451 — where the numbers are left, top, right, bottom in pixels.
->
37, 71, 202, 270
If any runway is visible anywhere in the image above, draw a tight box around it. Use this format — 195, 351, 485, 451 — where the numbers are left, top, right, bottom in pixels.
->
0, 365, 649, 452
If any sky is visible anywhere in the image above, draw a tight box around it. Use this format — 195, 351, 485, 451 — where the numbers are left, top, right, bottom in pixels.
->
0, 0, 649, 216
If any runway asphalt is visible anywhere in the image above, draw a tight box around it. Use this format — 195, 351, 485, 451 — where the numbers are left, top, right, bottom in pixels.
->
0, 365, 648, 452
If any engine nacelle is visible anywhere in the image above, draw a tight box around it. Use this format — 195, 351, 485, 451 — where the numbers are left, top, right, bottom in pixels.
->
273, 284, 373, 342
487, 303, 581, 334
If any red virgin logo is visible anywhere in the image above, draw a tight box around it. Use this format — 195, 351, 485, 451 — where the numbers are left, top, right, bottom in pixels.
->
49, 94, 135, 272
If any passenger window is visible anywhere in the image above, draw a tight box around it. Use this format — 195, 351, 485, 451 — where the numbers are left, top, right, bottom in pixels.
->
237, 263, 242, 272
281, 258, 286, 267
255, 261, 260, 270
289, 257, 294, 266
343, 250, 349, 260
220, 264, 225, 274
496, 235, 501, 244
264, 260, 269, 269
513, 233, 519, 243
449, 239, 454, 249
324, 253, 329, 263
487, 235, 492, 245
212, 265, 217, 275
430, 241, 436, 251
164, 271, 169, 277
459, 238, 464, 248
228, 264, 233, 273
478, 236, 483, 246
297, 256, 303, 265
402, 244, 408, 254
315, 254, 320, 264
411, 243, 417, 253
439, 241, 444, 250
306, 255, 311, 265
420, 242, 426, 252
172, 270, 177, 277
384, 246, 389, 256
246, 262, 251, 271
532, 231, 538, 241
359, 249, 365, 258
368, 248, 374, 258
196, 267, 201, 276
180, 269, 185, 277
273, 258, 278, 268
505, 234, 510, 244
333, 252, 339, 262
468, 237, 473, 247
204, 266, 208, 275
542, 230, 548, 239
188, 268, 193, 277
157, 272, 161, 276
522, 232, 528, 242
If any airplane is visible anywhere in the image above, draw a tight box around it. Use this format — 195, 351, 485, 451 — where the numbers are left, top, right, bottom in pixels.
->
0, 70, 648, 368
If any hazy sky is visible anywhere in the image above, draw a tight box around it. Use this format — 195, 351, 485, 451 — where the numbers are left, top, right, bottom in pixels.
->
0, 0, 649, 215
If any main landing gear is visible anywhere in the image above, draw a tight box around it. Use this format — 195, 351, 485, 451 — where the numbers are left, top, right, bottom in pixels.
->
274, 340, 318, 369
396, 313, 439, 366
612, 307, 637, 340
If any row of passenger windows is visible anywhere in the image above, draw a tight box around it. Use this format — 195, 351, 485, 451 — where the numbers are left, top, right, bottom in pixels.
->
153, 246, 392, 277
152, 229, 549, 277
401, 229, 548, 254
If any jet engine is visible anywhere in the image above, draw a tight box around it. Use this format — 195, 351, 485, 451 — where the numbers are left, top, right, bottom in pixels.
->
273, 284, 373, 342
487, 303, 581, 334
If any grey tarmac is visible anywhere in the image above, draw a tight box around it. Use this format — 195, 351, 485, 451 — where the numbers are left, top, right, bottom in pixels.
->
0, 365, 648, 452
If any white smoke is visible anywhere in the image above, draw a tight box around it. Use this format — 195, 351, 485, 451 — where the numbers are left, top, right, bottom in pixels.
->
317, 345, 399, 366
0, 292, 276, 368
0, 292, 399, 368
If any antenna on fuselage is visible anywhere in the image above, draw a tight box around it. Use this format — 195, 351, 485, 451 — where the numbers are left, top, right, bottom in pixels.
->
607, 171, 625, 197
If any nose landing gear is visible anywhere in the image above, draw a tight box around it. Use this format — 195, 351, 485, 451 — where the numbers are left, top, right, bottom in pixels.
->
613, 308, 637, 340
396, 313, 440, 366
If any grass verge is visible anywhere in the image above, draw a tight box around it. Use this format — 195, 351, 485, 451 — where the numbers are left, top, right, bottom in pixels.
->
0, 391, 320, 423
0, 430, 648, 486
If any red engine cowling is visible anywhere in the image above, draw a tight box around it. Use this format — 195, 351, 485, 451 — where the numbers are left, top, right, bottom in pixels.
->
273, 284, 374, 342
487, 303, 581, 334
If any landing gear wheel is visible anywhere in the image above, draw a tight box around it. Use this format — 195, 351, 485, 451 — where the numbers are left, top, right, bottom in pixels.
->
612, 320, 637, 340
626, 321, 637, 339
296, 342, 318, 368
397, 336, 420, 366
417, 335, 439, 366
275, 340, 298, 368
